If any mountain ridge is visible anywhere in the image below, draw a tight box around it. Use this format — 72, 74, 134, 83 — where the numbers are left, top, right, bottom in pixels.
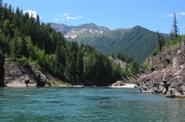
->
51, 23, 159, 63
50, 23, 110, 39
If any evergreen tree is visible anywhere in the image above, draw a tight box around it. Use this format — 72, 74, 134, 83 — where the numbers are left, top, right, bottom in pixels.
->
157, 32, 165, 51
56, 45, 66, 66
76, 49, 84, 84
172, 13, 179, 39
36, 15, 40, 24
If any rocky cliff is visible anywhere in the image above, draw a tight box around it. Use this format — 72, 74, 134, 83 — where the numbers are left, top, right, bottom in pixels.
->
4, 59, 46, 88
0, 48, 5, 87
136, 40, 185, 98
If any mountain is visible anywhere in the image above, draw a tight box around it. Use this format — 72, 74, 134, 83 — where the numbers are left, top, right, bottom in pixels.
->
51, 23, 159, 63
50, 23, 110, 39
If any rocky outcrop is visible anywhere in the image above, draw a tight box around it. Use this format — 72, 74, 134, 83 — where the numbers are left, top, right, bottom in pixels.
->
145, 44, 180, 72
136, 41, 185, 98
0, 48, 5, 87
36, 71, 46, 87
111, 81, 126, 86
5, 59, 46, 88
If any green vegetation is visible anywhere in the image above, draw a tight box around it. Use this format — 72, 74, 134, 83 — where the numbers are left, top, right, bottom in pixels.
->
73, 26, 158, 63
167, 37, 182, 47
143, 63, 153, 71
151, 32, 166, 56
157, 32, 166, 51
112, 54, 142, 76
0, 1, 141, 86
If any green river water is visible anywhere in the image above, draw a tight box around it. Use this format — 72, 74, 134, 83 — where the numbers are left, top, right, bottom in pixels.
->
0, 88, 185, 122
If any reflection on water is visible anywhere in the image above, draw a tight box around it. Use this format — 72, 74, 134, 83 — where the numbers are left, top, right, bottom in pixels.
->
0, 88, 185, 122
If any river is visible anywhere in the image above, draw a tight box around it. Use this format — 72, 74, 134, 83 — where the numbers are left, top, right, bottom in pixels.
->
0, 88, 185, 122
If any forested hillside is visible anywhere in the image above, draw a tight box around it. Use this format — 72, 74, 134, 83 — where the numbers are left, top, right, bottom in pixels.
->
51, 23, 160, 63
0, 1, 141, 86
74, 26, 159, 63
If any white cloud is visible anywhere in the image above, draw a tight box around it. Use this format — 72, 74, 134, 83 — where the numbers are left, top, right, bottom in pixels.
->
53, 13, 83, 22
166, 11, 185, 18
24, 10, 38, 19
166, 13, 173, 17
63, 13, 83, 20
179, 12, 185, 16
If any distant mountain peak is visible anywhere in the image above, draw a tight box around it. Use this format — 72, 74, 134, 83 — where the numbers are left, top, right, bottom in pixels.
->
133, 25, 143, 29
133, 25, 146, 30
79, 23, 97, 27
133, 25, 154, 32
79, 23, 110, 29
50, 23, 110, 39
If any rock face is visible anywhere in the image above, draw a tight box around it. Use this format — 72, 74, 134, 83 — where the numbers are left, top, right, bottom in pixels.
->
36, 71, 46, 87
5, 60, 46, 88
0, 48, 5, 87
136, 41, 185, 98
145, 44, 179, 72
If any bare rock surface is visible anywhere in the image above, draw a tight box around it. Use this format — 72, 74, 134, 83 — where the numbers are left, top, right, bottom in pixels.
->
5, 59, 46, 88
136, 41, 185, 98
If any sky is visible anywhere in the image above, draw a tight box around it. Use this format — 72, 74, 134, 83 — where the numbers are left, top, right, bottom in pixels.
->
4, 0, 185, 34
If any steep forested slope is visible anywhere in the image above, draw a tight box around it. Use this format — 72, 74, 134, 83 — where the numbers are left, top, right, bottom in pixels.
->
74, 26, 158, 63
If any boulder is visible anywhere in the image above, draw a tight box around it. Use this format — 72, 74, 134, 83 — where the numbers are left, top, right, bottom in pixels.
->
111, 81, 125, 86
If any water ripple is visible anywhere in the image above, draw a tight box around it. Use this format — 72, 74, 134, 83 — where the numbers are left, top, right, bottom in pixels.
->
0, 88, 185, 122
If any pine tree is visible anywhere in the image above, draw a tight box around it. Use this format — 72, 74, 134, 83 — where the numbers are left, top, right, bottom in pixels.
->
172, 13, 179, 39
36, 15, 40, 24
157, 32, 165, 51
76, 49, 84, 84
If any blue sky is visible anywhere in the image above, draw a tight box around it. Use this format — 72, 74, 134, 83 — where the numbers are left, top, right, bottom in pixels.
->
4, 0, 185, 33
